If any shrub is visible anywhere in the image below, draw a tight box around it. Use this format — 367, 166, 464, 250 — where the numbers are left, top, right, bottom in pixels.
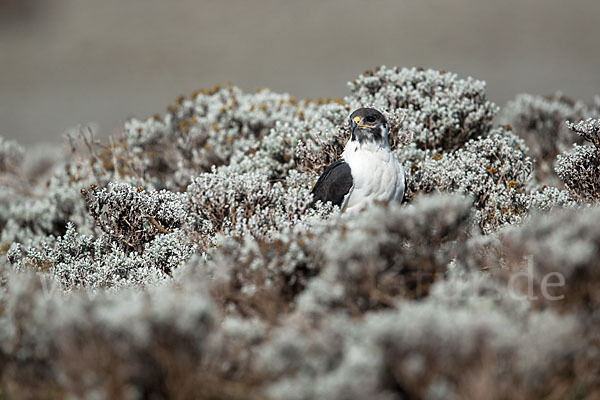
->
1, 67, 600, 399
347, 66, 498, 151
556, 118, 600, 203
401, 127, 532, 232
83, 182, 193, 253
499, 92, 597, 184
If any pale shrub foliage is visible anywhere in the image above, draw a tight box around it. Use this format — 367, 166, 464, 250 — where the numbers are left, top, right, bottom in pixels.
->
1, 67, 599, 399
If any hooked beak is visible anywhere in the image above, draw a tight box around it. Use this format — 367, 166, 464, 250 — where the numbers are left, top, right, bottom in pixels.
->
351, 117, 359, 135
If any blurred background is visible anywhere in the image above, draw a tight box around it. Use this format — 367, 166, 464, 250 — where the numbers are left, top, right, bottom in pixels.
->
1, 0, 599, 146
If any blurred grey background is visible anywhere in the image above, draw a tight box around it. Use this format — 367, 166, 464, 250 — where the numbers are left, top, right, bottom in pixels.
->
1, 0, 599, 146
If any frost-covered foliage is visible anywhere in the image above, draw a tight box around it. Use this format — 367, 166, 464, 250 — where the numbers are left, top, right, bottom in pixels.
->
7, 224, 194, 291
2, 67, 600, 398
81, 85, 348, 191
0, 175, 95, 250
347, 66, 498, 151
83, 182, 193, 253
402, 127, 532, 232
556, 118, 600, 202
500, 92, 599, 184
566, 117, 600, 146
0, 271, 257, 399
296, 195, 473, 315
556, 144, 600, 202
187, 169, 323, 240
499, 206, 600, 312
262, 277, 581, 400
525, 185, 578, 213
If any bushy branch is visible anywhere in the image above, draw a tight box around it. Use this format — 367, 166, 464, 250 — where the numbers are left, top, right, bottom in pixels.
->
1, 67, 600, 399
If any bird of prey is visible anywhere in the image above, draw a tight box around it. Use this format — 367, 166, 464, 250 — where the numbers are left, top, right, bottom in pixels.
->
311, 108, 406, 212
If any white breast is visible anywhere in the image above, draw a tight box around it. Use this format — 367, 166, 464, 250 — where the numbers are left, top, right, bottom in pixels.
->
341, 141, 405, 213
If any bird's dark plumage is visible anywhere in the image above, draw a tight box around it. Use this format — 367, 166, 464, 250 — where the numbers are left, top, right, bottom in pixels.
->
310, 159, 353, 207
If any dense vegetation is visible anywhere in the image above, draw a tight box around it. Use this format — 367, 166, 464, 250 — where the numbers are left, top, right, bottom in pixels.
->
1, 66, 599, 399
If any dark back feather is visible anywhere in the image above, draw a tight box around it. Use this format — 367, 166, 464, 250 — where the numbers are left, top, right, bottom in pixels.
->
310, 160, 353, 207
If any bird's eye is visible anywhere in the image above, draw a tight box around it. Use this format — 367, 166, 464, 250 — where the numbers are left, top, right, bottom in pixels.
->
365, 115, 377, 123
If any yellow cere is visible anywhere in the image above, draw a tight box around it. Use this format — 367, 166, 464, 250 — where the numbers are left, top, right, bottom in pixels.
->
353, 116, 361, 124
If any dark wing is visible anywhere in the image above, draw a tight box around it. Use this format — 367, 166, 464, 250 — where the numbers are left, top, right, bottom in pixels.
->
310, 160, 353, 207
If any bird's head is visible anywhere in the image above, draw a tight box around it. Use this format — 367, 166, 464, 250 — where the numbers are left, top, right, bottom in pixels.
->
349, 108, 388, 145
